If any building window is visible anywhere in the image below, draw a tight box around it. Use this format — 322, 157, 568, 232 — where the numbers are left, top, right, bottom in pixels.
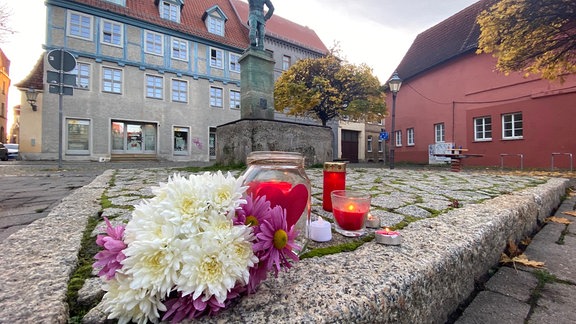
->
395, 130, 402, 147
434, 123, 445, 143
101, 19, 123, 46
210, 86, 223, 108
367, 135, 373, 153
173, 126, 189, 155
209, 127, 217, 159
171, 37, 188, 61
72, 62, 90, 89
378, 139, 383, 153
502, 112, 523, 139
172, 79, 187, 103
207, 16, 224, 36
104, 0, 125, 5
229, 90, 240, 109
160, 1, 180, 23
102, 67, 122, 94
67, 11, 93, 40
146, 75, 164, 99
229, 53, 240, 73
282, 55, 291, 71
474, 116, 492, 141
210, 48, 223, 68
407, 128, 414, 146
145, 30, 163, 56
66, 119, 90, 154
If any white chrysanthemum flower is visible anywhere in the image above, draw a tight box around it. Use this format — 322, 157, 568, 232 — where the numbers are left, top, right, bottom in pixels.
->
124, 202, 179, 244
205, 171, 247, 215
121, 238, 182, 297
101, 273, 166, 324
175, 224, 256, 303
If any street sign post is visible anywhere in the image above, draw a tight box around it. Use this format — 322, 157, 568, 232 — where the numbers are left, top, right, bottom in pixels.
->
46, 49, 77, 169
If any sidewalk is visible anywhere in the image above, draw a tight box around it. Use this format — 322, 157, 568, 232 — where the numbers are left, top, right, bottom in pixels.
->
455, 179, 576, 324
0, 164, 574, 323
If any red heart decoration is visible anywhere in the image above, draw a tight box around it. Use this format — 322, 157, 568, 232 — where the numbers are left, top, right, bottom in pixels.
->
249, 181, 309, 229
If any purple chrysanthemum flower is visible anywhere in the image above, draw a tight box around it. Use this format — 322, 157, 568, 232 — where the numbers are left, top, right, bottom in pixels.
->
93, 217, 126, 280
253, 205, 300, 277
234, 194, 272, 235
162, 287, 243, 322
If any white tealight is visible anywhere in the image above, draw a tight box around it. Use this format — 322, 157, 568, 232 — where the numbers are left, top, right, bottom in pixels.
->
310, 217, 332, 242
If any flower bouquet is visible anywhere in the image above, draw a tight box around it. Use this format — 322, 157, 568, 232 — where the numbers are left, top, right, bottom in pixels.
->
94, 172, 301, 324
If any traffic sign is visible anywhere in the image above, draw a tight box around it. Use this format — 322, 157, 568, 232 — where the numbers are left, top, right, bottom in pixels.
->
47, 70, 77, 86
49, 84, 74, 96
47, 49, 77, 72
379, 131, 389, 141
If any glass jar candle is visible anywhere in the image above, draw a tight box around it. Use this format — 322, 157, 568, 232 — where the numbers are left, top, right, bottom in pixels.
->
322, 162, 346, 211
242, 151, 311, 254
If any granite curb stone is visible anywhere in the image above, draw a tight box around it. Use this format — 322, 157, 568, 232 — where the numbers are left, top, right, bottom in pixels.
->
0, 167, 571, 323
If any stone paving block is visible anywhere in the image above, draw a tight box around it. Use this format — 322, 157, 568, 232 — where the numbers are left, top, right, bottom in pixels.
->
485, 267, 538, 302
455, 291, 530, 324
523, 225, 576, 283
528, 282, 576, 323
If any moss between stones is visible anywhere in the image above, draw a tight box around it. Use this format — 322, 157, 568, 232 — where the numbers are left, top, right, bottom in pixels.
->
300, 234, 374, 259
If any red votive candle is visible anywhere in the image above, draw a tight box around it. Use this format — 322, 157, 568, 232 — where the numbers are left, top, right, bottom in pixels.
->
333, 203, 366, 230
322, 162, 346, 211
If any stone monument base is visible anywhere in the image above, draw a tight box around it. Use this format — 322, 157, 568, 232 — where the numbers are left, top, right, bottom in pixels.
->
216, 119, 333, 167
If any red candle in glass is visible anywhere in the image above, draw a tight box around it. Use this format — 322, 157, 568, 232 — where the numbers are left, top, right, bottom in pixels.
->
322, 162, 346, 211
332, 202, 366, 230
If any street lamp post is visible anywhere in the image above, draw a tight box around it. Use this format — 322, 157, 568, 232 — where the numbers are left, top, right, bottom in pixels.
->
388, 71, 402, 169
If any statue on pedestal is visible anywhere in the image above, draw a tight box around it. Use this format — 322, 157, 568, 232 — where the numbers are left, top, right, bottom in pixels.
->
248, 0, 274, 50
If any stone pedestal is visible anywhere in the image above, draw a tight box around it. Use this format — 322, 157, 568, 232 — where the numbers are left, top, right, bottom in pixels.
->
216, 119, 333, 167
239, 49, 275, 120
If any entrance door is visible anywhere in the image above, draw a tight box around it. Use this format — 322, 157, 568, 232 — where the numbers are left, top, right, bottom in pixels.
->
341, 130, 359, 163
127, 124, 143, 152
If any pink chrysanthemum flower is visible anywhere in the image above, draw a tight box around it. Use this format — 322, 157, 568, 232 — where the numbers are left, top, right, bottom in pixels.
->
94, 217, 127, 280
162, 287, 242, 322
253, 206, 300, 277
234, 194, 272, 235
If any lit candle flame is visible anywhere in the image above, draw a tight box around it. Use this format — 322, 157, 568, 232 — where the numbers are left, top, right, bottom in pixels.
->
346, 203, 356, 211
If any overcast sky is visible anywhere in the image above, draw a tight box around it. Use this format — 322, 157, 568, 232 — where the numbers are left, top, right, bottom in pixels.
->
2, 0, 480, 125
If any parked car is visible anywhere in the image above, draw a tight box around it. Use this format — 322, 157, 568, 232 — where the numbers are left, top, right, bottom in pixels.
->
0, 143, 8, 161
5, 143, 19, 160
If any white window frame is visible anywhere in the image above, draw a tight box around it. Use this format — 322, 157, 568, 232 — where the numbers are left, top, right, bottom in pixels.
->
104, 0, 125, 5
171, 78, 188, 103
367, 135, 373, 153
502, 112, 523, 140
434, 123, 445, 143
474, 116, 492, 141
210, 86, 223, 108
171, 37, 188, 61
229, 89, 241, 109
66, 118, 91, 155
210, 48, 224, 69
407, 128, 415, 146
73, 62, 91, 90
145, 30, 164, 56
146, 74, 164, 99
101, 19, 123, 47
395, 130, 402, 147
378, 139, 383, 153
67, 11, 93, 40
282, 55, 291, 71
229, 53, 241, 73
102, 66, 122, 94
207, 15, 224, 36
160, 1, 181, 23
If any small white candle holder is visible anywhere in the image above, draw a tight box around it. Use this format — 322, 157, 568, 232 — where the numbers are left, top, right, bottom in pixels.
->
310, 217, 332, 242
375, 228, 402, 245
365, 213, 380, 228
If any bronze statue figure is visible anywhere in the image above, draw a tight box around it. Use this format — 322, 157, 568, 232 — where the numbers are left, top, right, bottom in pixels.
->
248, 0, 274, 49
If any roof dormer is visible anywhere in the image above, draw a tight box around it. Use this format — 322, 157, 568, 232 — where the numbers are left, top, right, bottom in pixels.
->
155, 0, 184, 23
202, 6, 228, 37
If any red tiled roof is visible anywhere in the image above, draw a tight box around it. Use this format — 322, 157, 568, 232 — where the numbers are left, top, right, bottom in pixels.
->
68, 0, 250, 49
15, 55, 44, 90
396, 0, 498, 82
229, 0, 328, 54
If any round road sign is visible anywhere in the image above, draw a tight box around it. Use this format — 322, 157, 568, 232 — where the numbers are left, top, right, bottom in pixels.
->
47, 49, 77, 72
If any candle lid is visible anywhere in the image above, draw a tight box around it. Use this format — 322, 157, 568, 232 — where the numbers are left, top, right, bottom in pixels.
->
324, 162, 346, 172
